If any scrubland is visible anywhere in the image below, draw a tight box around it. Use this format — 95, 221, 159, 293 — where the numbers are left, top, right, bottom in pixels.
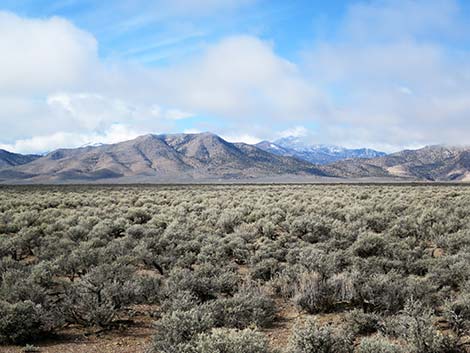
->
1, 184, 470, 353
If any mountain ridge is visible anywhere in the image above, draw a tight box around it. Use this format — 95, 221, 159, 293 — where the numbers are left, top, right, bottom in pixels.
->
0, 149, 41, 168
0, 132, 326, 183
0, 134, 469, 183
323, 145, 470, 181
255, 136, 386, 165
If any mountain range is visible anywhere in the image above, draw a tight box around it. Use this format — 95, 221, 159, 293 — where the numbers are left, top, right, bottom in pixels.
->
323, 145, 470, 181
0, 149, 40, 168
256, 136, 386, 164
0, 132, 468, 183
0, 133, 325, 183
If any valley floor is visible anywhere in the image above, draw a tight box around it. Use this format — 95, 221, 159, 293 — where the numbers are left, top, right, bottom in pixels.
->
1, 184, 470, 352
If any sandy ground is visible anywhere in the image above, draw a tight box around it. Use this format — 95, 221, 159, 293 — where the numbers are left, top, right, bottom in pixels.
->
0, 307, 155, 353
0, 299, 347, 353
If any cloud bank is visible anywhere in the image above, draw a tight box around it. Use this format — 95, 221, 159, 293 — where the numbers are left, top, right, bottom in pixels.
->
1, 0, 470, 153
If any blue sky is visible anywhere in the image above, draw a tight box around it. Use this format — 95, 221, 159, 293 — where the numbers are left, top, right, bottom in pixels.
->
0, 0, 347, 65
1, 0, 470, 153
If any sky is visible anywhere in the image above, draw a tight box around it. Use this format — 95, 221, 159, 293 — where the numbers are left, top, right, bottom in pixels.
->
1, 0, 470, 153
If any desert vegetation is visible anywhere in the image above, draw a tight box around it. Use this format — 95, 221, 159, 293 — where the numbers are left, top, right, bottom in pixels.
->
1, 184, 470, 352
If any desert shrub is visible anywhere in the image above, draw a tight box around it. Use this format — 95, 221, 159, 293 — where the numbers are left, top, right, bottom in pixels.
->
396, 298, 449, 353
207, 283, 276, 329
364, 211, 393, 233
126, 224, 147, 239
159, 290, 200, 314
220, 235, 251, 265
353, 271, 409, 313
436, 231, 470, 254
352, 233, 387, 258
346, 309, 382, 335
0, 269, 48, 305
165, 264, 239, 302
193, 328, 271, 353
126, 208, 151, 224
2, 184, 470, 348
251, 258, 282, 281
356, 336, 404, 353
268, 266, 302, 299
428, 254, 470, 290
134, 274, 162, 304
287, 318, 354, 353
293, 271, 354, 314
62, 263, 140, 327
0, 300, 44, 344
90, 219, 126, 239
150, 308, 214, 353
217, 210, 242, 233
296, 248, 343, 278
444, 293, 470, 337
289, 216, 331, 243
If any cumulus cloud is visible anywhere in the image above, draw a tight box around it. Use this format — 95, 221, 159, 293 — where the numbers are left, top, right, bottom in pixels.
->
0, 11, 98, 94
151, 36, 326, 121
46, 92, 193, 130
1, 0, 470, 153
0, 124, 144, 154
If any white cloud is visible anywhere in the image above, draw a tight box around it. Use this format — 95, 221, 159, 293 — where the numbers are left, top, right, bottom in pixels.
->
0, 11, 98, 94
164, 109, 194, 120
398, 86, 413, 96
300, 0, 470, 149
278, 126, 308, 138
221, 133, 262, 145
151, 36, 326, 122
0, 124, 143, 154
2, 1, 470, 154
45, 92, 194, 132
343, 0, 460, 41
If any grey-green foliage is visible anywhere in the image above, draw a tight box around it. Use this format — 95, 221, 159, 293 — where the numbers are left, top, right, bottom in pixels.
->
63, 263, 141, 327
1, 184, 470, 346
207, 283, 276, 329
193, 328, 272, 353
356, 336, 404, 353
150, 308, 214, 353
395, 298, 462, 353
346, 309, 381, 335
165, 264, 239, 302
287, 318, 354, 353
0, 300, 44, 344
293, 271, 354, 314
444, 293, 470, 337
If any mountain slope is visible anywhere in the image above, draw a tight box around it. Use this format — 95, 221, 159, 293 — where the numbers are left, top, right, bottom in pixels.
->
256, 136, 386, 165
0, 149, 40, 168
2, 133, 327, 182
322, 145, 470, 181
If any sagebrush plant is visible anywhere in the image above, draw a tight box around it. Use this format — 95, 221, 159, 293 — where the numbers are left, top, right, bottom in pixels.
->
396, 298, 464, 353
345, 309, 382, 335
207, 281, 276, 329
193, 328, 272, 353
287, 318, 354, 353
0, 184, 469, 349
0, 300, 44, 344
356, 336, 404, 353
150, 307, 215, 353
